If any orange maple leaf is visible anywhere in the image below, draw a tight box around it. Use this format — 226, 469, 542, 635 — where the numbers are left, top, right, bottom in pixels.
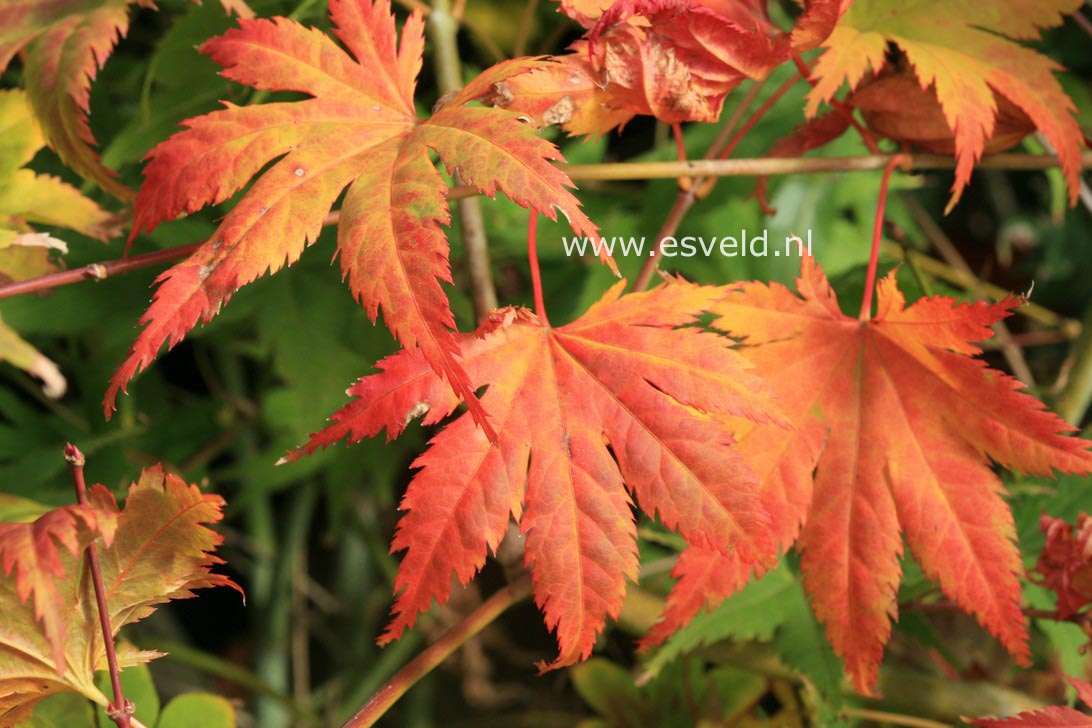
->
109, 0, 603, 438
288, 280, 779, 669
967, 676, 1092, 726
483, 50, 636, 137
0, 494, 117, 674
805, 0, 1086, 209
643, 257, 1092, 694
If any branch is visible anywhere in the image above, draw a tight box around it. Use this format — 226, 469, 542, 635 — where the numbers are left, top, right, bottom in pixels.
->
65, 444, 132, 728
342, 573, 533, 728
562, 151, 1092, 182
904, 599, 1092, 632
0, 243, 201, 301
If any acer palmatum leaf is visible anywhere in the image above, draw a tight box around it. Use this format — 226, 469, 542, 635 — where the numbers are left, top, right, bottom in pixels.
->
1035, 512, 1092, 619
0, 0, 249, 200
967, 676, 1092, 726
482, 51, 635, 137
805, 0, 1086, 209
0, 466, 238, 724
490, 0, 846, 133
0, 496, 117, 675
109, 0, 602, 438
288, 280, 780, 669
0, 90, 116, 247
643, 257, 1092, 694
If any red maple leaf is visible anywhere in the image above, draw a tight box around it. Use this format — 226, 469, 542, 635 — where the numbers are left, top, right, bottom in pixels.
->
488, 0, 846, 133
0, 490, 117, 673
643, 257, 1092, 694
109, 0, 603, 437
288, 280, 779, 669
1035, 512, 1092, 619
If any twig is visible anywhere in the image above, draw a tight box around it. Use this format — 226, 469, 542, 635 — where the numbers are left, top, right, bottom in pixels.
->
512, 0, 540, 57
1071, 10, 1092, 40
791, 53, 880, 153
905, 599, 1092, 631
0, 242, 201, 301
562, 151, 1092, 182
707, 80, 769, 163
391, 0, 505, 62
341, 573, 533, 728
65, 444, 133, 728
430, 0, 497, 322
631, 189, 697, 292
715, 75, 800, 161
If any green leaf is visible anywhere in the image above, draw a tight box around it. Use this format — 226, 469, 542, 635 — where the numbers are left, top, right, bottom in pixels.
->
642, 563, 796, 678
25, 692, 95, 728
157, 693, 236, 728
571, 658, 645, 726
0, 493, 51, 523
771, 573, 844, 707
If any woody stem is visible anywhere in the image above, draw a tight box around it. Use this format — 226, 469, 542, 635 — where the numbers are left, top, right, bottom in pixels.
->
342, 574, 533, 728
65, 443, 131, 728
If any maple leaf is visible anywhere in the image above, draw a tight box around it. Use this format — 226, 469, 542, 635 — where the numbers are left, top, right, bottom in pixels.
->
0, 497, 118, 675
287, 280, 779, 669
1034, 512, 1092, 619
643, 257, 1092, 694
966, 676, 1092, 726
490, 0, 846, 133
0, 89, 116, 399
0, 90, 115, 252
578, 0, 846, 124
805, 0, 1086, 209
109, 0, 600, 438
847, 68, 1036, 158
0, 465, 238, 725
0, 0, 251, 200
482, 49, 635, 137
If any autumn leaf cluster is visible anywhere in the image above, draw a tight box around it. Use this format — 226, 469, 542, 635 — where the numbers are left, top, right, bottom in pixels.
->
0, 0, 1089, 717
